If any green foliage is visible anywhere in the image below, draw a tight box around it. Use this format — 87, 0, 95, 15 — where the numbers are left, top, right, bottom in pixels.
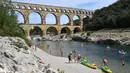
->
73, 19, 80, 25
57, 69, 65, 73
24, 37, 32, 47
86, 31, 91, 36
0, 0, 31, 46
84, 0, 130, 30
13, 39, 28, 50
9, 37, 29, 50
30, 27, 43, 36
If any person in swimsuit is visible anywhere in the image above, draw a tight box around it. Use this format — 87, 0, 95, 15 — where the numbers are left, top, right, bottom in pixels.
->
103, 59, 107, 66
77, 53, 81, 63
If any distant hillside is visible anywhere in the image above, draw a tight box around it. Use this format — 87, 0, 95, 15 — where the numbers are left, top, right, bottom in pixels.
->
84, 0, 130, 30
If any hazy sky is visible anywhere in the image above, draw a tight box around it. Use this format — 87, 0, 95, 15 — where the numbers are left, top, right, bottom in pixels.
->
12, 0, 118, 24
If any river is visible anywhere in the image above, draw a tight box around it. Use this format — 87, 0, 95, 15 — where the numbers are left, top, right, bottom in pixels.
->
37, 40, 130, 73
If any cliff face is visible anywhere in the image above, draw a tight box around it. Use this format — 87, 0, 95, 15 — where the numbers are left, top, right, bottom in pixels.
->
0, 36, 45, 73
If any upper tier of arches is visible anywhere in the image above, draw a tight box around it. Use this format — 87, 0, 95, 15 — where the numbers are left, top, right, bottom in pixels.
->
10, 2, 94, 15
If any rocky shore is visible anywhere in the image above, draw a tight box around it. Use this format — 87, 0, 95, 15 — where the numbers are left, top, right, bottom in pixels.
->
41, 34, 72, 41
72, 28, 130, 46
0, 36, 102, 73
41, 28, 130, 46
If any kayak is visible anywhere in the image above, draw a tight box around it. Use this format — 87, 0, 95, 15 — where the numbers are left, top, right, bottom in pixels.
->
119, 50, 127, 55
85, 63, 98, 69
81, 59, 97, 69
101, 66, 112, 73
81, 60, 88, 65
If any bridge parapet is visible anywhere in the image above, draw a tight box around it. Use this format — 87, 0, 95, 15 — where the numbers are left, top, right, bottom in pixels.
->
11, 2, 94, 15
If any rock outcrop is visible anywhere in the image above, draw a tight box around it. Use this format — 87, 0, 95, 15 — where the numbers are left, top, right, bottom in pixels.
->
71, 29, 130, 46
0, 36, 46, 73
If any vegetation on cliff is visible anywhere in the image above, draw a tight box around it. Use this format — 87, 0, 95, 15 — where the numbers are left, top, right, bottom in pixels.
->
84, 0, 130, 30
0, 0, 31, 46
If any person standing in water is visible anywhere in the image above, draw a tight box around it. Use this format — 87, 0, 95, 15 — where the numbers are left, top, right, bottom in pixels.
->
103, 58, 107, 66
47, 44, 50, 49
60, 48, 63, 57
49, 50, 51, 55
121, 59, 125, 66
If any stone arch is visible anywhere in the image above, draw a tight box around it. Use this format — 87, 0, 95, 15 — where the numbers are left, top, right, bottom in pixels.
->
63, 9, 67, 13
30, 26, 43, 36
61, 27, 71, 34
27, 6, 31, 10
91, 12, 94, 15
60, 14, 70, 25
44, 8, 48, 11
33, 7, 37, 10
39, 7, 43, 11
83, 15, 89, 19
46, 27, 58, 35
21, 5, 26, 9
73, 15, 80, 26
68, 10, 71, 13
46, 13, 57, 24
72, 10, 75, 13
79, 11, 82, 14
91, 12, 93, 15
29, 12, 42, 24
86, 11, 88, 14
74, 27, 81, 34
59, 9, 62, 12
76, 11, 79, 14
82, 11, 85, 14
14, 10, 25, 24
77, 11, 80, 14
88, 12, 90, 15
49, 8, 53, 12
16, 5, 20, 9
54, 8, 57, 12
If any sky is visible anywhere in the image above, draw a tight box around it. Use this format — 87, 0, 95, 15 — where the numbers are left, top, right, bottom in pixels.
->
12, 0, 117, 10
12, 0, 118, 24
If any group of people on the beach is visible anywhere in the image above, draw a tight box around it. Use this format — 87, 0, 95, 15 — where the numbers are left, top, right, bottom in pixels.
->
68, 49, 82, 63
67, 49, 125, 66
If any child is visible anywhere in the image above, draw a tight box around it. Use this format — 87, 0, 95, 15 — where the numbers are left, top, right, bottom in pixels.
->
121, 59, 125, 66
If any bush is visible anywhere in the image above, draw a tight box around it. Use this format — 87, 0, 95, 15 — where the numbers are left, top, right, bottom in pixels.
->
24, 38, 32, 47
57, 69, 65, 73
87, 31, 91, 36
0, 0, 31, 47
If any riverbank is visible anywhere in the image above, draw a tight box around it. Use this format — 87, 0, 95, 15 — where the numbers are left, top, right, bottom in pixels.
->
72, 28, 130, 46
0, 36, 102, 73
39, 28, 130, 46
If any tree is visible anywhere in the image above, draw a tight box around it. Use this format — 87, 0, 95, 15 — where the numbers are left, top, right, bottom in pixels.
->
84, 0, 130, 30
0, 0, 26, 39
73, 19, 80, 25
